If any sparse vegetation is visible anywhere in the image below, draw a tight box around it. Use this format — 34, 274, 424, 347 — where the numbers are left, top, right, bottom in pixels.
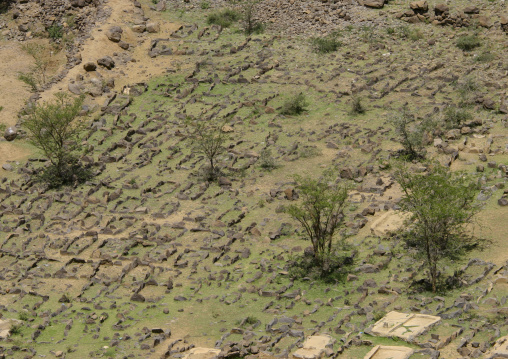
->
186, 117, 229, 181
310, 31, 342, 53
456, 34, 482, 51
349, 95, 365, 114
258, 148, 278, 171
18, 43, 51, 92
473, 50, 495, 63
243, 0, 264, 35
442, 106, 473, 129
280, 93, 309, 116
9, 324, 22, 336
455, 76, 480, 106
47, 24, 63, 39
207, 9, 241, 28
388, 106, 433, 160
200, 1, 210, 9
395, 163, 484, 292
399, 25, 423, 41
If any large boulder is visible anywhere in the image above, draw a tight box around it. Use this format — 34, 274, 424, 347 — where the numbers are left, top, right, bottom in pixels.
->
410, 0, 428, 13
97, 56, 115, 70
106, 26, 123, 42
3, 127, 17, 141
363, 0, 385, 9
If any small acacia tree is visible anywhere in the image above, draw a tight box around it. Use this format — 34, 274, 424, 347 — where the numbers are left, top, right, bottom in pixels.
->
286, 171, 349, 260
394, 163, 483, 292
22, 92, 90, 188
186, 117, 229, 181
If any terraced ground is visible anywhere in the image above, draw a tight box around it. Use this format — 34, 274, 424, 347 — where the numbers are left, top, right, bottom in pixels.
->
0, 0, 508, 358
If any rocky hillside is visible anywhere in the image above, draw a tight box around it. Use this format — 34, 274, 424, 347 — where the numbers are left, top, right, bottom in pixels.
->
0, 0, 507, 358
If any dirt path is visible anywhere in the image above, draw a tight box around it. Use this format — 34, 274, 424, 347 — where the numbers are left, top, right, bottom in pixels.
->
42, 0, 183, 101
1, 0, 182, 170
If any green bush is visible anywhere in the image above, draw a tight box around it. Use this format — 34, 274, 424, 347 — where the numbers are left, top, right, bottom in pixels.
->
310, 33, 342, 53
48, 24, 63, 39
280, 93, 309, 116
473, 51, 495, 63
442, 106, 473, 129
288, 251, 354, 283
207, 9, 241, 28
258, 148, 278, 171
9, 324, 22, 335
200, 1, 210, 9
456, 34, 481, 51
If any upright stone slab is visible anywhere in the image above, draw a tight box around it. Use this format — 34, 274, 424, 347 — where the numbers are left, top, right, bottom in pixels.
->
184, 348, 221, 359
485, 336, 508, 359
292, 335, 335, 359
370, 311, 441, 341
364, 345, 414, 359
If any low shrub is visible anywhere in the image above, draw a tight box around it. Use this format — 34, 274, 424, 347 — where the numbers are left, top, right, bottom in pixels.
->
280, 93, 309, 116
310, 33, 342, 53
207, 9, 241, 28
456, 34, 481, 51
350, 95, 365, 114
48, 24, 63, 39
442, 106, 473, 129
288, 251, 355, 284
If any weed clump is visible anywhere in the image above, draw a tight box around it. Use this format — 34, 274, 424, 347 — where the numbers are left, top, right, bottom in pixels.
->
456, 34, 482, 51
399, 25, 423, 41
280, 93, 309, 116
258, 148, 278, 171
310, 32, 342, 53
207, 9, 241, 28
47, 24, 63, 39
350, 95, 365, 114
442, 106, 473, 129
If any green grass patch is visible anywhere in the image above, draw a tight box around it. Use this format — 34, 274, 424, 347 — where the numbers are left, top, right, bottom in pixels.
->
206, 9, 241, 28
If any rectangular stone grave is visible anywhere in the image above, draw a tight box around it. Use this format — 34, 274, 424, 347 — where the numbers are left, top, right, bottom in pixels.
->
292, 335, 335, 359
371, 311, 441, 341
364, 345, 414, 359
183, 348, 221, 359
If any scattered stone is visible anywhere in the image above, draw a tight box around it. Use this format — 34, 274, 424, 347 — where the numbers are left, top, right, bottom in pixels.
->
3, 127, 17, 141
83, 62, 97, 71
363, 0, 385, 9
146, 22, 160, 33
97, 56, 115, 70
106, 26, 123, 42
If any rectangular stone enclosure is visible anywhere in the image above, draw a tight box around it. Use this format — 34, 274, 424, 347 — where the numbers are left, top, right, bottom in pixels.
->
364, 345, 414, 359
292, 335, 335, 359
371, 311, 441, 341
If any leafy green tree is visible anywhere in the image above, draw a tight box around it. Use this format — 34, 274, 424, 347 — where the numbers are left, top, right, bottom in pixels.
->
394, 163, 483, 292
286, 171, 349, 259
22, 92, 90, 188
